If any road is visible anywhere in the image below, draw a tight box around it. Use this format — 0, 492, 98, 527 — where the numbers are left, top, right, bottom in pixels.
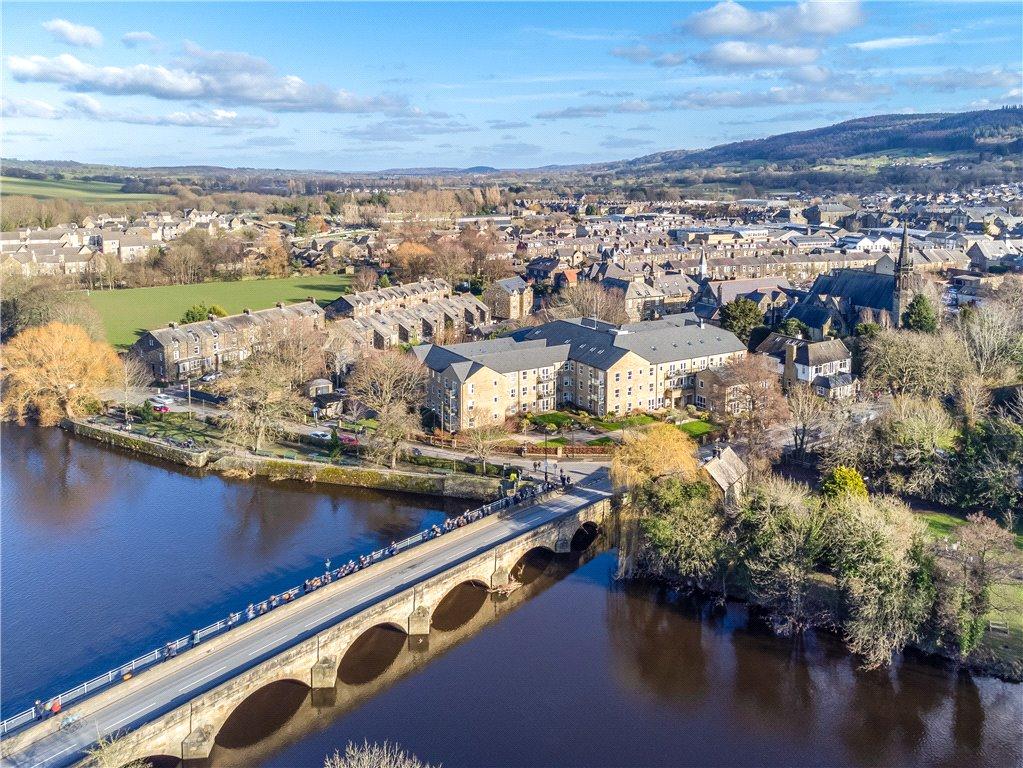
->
2, 471, 612, 768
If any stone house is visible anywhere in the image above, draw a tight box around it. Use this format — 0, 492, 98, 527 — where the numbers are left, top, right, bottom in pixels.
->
482, 276, 533, 321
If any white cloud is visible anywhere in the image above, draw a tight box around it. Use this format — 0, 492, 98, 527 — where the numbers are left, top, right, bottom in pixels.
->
6, 92, 276, 128
610, 45, 655, 64
696, 42, 819, 69
599, 135, 654, 149
340, 115, 478, 142
848, 34, 944, 51
6, 48, 411, 115
665, 82, 889, 109
122, 31, 159, 49
42, 19, 103, 48
909, 67, 1021, 92
683, 1, 863, 40
0, 96, 61, 119
536, 99, 656, 120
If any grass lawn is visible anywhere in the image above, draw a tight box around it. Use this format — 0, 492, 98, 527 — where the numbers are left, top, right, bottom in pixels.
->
1, 176, 167, 202
916, 509, 1023, 551
980, 582, 1023, 671
88, 274, 351, 347
678, 420, 716, 438
587, 436, 617, 446
596, 413, 657, 431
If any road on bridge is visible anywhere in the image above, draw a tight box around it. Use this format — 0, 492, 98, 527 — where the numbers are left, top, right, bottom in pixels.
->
3, 471, 612, 768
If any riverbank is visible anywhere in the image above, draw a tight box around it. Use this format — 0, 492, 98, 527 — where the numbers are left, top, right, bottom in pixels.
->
627, 563, 1023, 684
60, 419, 503, 501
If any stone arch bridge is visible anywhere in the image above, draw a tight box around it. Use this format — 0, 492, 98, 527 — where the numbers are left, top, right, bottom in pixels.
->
0, 479, 611, 768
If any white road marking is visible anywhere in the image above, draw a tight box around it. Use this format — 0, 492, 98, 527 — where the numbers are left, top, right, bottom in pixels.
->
30, 744, 75, 768
177, 665, 226, 692
107, 704, 154, 729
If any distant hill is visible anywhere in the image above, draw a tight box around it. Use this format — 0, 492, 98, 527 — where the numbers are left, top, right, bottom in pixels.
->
616, 108, 1023, 172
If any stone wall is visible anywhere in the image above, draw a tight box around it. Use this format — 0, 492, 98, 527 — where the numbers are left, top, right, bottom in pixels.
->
62, 420, 210, 467
210, 455, 502, 501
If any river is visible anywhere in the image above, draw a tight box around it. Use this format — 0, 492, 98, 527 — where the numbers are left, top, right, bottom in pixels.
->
2, 426, 1020, 767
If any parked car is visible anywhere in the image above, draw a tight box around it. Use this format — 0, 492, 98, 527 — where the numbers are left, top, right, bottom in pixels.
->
337, 434, 359, 446
152, 404, 171, 414
199, 372, 222, 383
308, 430, 332, 441
149, 394, 174, 406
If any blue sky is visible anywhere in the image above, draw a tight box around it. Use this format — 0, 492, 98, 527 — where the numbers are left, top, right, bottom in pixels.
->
2, 1, 1021, 171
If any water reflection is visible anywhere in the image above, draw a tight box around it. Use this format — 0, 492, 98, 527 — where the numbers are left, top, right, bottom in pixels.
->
0, 426, 468, 715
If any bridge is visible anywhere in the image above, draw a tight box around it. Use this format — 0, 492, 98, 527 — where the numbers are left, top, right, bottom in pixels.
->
1, 472, 612, 768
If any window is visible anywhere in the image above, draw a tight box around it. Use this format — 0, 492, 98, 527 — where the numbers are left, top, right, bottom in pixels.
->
614, 372, 620, 382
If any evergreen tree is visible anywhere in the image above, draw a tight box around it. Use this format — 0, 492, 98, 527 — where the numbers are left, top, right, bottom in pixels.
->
902, 294, 938, 333
720, 297, 765, 344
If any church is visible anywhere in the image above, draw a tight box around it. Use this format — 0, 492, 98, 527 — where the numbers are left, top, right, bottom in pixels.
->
786, 224, 920, 340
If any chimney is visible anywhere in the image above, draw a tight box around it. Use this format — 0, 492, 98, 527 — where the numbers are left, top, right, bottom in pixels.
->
243, 308, 251, 315
207, 313, 216, 321
168, 322, 178, 329
276, 301, 284, 309
307, 296, 316, 304
697, 317, 705, 329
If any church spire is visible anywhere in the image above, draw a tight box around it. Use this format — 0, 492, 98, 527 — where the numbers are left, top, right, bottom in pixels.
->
698, 246, 708, 280
897, 220, 912, 274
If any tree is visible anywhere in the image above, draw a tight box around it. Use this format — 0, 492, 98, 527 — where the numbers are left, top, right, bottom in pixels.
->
930, 513, 1016, 658
820, 466, 868, 500
347, 349, 426, 469
735, 478, 829, 630
86, 733, 152, 768
639, 478, 724, 589
180, 303, 228, 324
716, 354, 789, 467
956, 300, 1023, 383
719, 297, 764, 344
610, 423, 700, 491
901, 294, 938, 333
392, 241, 435, 283
787, 383, 832, 455
543, 281, 628, 325
862, 328, 969, 398
259, 228, 290, 277
119, 352, 152, 425
352, 267, 379, 293
218, 355, 307, 451
378, 273, 392, 288
775, 317, 810, 338
324, 324, 358, 385
2, 322, 121, 425
830, 493, 933, 669
324, 741, 436, 768
462, 423, 510, 473
1, 276, 105, 342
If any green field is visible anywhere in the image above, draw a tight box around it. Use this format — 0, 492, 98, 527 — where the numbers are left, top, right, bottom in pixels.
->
88, 275, 351, 347
1, 176, 166, 202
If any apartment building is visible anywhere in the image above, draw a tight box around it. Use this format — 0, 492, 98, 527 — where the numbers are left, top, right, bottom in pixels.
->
133, 300, 325, 382
414, 314, 746, 431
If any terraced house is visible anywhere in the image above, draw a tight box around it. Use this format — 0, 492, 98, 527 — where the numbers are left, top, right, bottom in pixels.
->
414, 314, 746, 431
132, 300, 325, 382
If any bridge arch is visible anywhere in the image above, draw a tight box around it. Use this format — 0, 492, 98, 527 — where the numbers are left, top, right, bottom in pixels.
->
571, 521, 601, 552
431, 579, 490, 632
337, 622, 408, 685
214, 678, 309, 749
509, 545, 557, 585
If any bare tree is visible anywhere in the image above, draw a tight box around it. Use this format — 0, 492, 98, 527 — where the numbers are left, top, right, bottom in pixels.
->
957, 301, 1023, 383
461, 423, 510, 473
325, 741, 436, 768
352, 267, 378, 293
217, 356, 307, 452
347, 349, 425, 415
787, 383, 833, 456
86, 733, 152, 768
718, 354, 789, 468
324, 324, 359, 385
120, 352, 152, 425
542, 281, 628, 325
